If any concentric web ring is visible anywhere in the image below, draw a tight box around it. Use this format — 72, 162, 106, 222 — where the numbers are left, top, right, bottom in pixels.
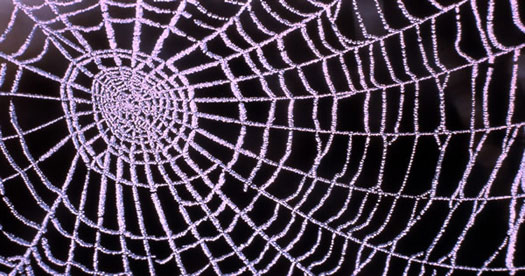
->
0, 0, 524, 275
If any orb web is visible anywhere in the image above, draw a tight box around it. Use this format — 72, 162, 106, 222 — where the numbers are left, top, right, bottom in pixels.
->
0, 0, 524, 275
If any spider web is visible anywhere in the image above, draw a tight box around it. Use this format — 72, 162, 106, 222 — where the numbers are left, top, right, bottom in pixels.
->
0, 0, 524, 275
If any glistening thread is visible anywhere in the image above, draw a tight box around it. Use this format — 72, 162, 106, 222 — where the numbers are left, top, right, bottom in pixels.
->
0, 0, 524, 275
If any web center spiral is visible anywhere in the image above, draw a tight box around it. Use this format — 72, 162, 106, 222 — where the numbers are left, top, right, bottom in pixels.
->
61, 49, 195, 171
92, 67, 175, 142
